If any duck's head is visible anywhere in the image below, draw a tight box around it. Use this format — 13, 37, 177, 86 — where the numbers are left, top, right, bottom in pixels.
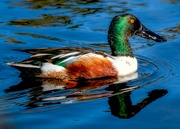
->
108, 14, 166, 56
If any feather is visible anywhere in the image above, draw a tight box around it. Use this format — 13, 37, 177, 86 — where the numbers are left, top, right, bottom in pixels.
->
31, 53, 52, 57
51, 51, 79, 59
7, 62, 40, 68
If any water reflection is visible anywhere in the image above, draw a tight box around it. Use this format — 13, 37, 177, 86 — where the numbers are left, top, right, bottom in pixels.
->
166, 0, 180, 4
9, 14, 71, 27
164, 24, 180, 39
11, 0, 101, 9
4, 73, 167, 119
107, 84, 167, 118
8, 0, 132, 28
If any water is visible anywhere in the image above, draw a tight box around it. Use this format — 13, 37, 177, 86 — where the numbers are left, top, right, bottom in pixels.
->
0, 0, 180, 129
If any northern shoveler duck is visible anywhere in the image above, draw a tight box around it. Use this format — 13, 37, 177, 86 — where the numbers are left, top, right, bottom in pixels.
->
7, 14, 166, 81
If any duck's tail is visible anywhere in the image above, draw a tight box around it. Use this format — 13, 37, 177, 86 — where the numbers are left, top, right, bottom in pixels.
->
7, 62, 41, 78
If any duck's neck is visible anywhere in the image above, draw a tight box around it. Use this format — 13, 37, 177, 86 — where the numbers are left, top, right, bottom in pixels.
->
108, 21, 133, 57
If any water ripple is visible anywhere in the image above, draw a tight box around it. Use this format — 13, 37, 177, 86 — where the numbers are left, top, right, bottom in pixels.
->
132, 55, 174, 87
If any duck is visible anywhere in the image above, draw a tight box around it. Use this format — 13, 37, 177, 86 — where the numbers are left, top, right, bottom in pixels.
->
7, 14, 166, 81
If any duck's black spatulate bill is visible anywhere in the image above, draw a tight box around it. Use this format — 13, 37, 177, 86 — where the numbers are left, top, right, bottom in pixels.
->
136, 24, 167, 42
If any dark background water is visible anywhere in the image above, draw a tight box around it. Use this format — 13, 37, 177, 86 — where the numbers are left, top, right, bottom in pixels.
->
0, 0, 180, 129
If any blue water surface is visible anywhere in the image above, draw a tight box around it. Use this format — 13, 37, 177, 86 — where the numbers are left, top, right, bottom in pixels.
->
0, 0, 180, 129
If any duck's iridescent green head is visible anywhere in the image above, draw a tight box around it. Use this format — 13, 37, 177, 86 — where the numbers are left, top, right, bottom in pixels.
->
108, 14, 166, 56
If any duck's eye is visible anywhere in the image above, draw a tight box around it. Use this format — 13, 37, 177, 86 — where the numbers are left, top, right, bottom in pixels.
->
130, 19, 135, 24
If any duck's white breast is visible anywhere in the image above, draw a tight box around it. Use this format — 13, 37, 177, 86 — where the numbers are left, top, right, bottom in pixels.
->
107, 56, 138, 76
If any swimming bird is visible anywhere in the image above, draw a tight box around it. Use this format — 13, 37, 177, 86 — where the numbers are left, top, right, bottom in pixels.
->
7, 14, 166, 81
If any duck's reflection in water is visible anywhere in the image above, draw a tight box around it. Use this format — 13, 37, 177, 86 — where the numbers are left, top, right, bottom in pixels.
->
4, 73, 167, 118
107, 84, 167, 118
